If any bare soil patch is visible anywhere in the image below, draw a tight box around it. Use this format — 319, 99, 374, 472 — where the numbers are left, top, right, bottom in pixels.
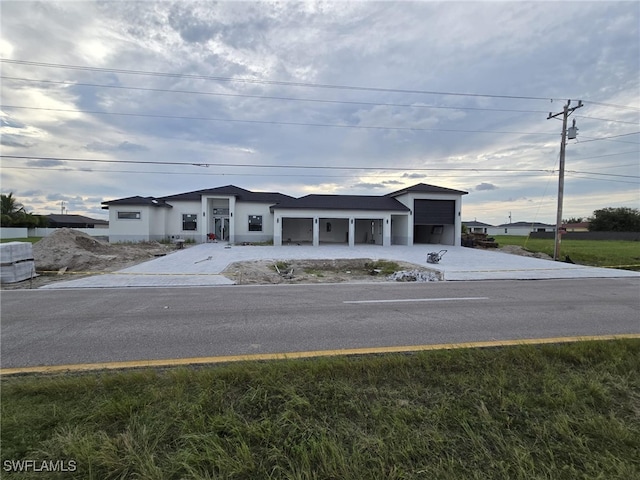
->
499, 244, 553, 260
223, 258, 441, 285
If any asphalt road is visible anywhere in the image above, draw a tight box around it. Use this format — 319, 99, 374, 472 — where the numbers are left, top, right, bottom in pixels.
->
1, 278, 639, 369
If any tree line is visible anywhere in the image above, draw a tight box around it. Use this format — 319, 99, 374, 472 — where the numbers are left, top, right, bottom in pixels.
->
1, 193, 48, 228
567, 207, 640, 232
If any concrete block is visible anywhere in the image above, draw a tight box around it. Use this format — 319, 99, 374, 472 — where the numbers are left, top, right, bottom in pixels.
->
0, 242, 35, 283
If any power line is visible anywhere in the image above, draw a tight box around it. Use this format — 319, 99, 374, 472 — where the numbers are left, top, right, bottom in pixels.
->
0, 76, 551, 115
6, 77, 638, 129
0, 166, 549, 179
3, 154, 638, 178
582, 100, 640, 111
2, 105, 561, 136
574, 115, 640, 126
0, 154, 558, 172
0, 58, 571, 102
576, 132, 640, 144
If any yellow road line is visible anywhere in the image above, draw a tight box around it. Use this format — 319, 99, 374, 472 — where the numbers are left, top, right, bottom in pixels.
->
2, 334, 639, 376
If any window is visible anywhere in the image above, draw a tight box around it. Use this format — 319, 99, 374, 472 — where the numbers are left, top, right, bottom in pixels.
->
248, 215, 263, 232
118, 211, 140, 220
182, 214, 197, 231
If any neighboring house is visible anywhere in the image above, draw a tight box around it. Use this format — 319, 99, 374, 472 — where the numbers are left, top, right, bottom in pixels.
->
102, 183, 468, 247
46, 214, 109, 229
462, 220, 493, 234
487, 221, 556, 236
562, 222, 590, 232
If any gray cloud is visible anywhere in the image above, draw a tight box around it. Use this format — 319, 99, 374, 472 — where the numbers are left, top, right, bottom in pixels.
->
84, 141, 148, 153
26, 159, 66, 167
475, 182, 498, 191
1, 135, 33, 148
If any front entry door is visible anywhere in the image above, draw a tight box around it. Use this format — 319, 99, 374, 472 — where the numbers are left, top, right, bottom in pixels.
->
214, 217, 230, 241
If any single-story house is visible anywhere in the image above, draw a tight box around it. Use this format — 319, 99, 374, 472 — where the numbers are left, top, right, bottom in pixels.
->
46, 214, 109, 229
562, 222, 590, 232
487, 221, 556, 237
462, 220, 493, 234
102, 183, 468, 247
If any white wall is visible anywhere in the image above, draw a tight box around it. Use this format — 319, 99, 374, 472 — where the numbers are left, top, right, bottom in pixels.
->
164, 200, 201, 242
1, 227, 110, 240
0, 227, 28, 239
487, 226, 556, 236
393, 192, 463, 246
108, 206, 153, 242
234, 202, 275, 243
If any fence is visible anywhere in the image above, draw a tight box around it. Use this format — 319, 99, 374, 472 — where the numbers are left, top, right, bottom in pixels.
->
529, 231, 640, 241
1, 227, 110, 240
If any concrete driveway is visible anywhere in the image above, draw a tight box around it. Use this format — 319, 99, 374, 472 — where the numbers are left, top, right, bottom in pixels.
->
39, 242, 640, 289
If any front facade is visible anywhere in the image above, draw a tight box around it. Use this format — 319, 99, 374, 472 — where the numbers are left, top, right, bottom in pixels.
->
102, 184, 468, 246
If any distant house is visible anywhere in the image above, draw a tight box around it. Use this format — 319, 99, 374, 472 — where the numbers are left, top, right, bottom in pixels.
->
562, 222, 590, 232
46, 214, 108, 229
102, 183, 468, 246
462, 220, 493, 234
487, 222, 556, 237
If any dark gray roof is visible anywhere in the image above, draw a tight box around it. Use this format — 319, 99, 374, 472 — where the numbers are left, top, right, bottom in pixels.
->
101, 196, 172, 208
463, 220, 494, 227
272, 195, 410, 212
386, 183, 468, 197
160, 185, 293, 204
46, 214, 108, 226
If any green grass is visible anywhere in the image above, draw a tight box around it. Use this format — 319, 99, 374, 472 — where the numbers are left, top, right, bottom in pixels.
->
2, 340, 639, 479
494, 235, 640, 270
0, 237, 42, 244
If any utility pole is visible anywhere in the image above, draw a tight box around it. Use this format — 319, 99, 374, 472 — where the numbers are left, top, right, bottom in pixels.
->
547, 100, 583, 261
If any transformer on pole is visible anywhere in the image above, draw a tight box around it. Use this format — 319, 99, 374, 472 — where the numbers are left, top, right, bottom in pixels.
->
547, 100, 583, 261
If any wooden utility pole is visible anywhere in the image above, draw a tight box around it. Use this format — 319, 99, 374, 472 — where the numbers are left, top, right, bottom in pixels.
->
547, 100, 583, 261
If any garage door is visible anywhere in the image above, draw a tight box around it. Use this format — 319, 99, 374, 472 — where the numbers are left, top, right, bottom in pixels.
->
414, 200, 455, 225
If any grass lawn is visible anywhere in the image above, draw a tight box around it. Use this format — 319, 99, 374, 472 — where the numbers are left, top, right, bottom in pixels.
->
493, 235, 640, 270
2, 340, 639, 479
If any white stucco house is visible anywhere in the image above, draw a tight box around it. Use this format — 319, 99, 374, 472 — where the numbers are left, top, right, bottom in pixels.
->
486, 222, 556, 237
102, 183, 468, 247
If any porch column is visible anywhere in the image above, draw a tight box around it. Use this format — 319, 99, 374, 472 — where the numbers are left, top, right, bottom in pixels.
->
228, 196, 236, 244
312, 217, 319, 246
454, 198, 463, 246
383, 215, 391, 247
274, 215, 282, 246
348, 217, 355, 247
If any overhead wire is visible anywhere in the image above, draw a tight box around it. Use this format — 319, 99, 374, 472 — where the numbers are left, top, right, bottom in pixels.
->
0, 76, 551, 115
2, 154, 638, 179
1, 105, 561, 136
0, 58, 571, 101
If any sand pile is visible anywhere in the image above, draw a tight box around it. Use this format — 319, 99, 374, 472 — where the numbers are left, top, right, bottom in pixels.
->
32, 228, 171, 273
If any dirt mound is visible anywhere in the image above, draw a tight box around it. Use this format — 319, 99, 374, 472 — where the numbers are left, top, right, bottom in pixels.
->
32, 228, 172, 273
499, 244, 553, 260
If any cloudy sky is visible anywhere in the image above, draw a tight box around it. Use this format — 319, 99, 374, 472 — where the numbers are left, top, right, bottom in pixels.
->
1, 1, 638, 225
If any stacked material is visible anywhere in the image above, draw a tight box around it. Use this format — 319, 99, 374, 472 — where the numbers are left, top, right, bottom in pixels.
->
0, 242, 35, 284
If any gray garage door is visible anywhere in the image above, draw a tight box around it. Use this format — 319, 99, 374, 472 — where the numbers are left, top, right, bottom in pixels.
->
414, 200, 455, 225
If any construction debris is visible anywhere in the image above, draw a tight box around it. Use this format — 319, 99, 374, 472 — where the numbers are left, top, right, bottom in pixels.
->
388, 270, 441, 282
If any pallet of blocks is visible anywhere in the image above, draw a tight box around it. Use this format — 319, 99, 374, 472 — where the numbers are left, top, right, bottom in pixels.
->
0, 241, 36, 284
